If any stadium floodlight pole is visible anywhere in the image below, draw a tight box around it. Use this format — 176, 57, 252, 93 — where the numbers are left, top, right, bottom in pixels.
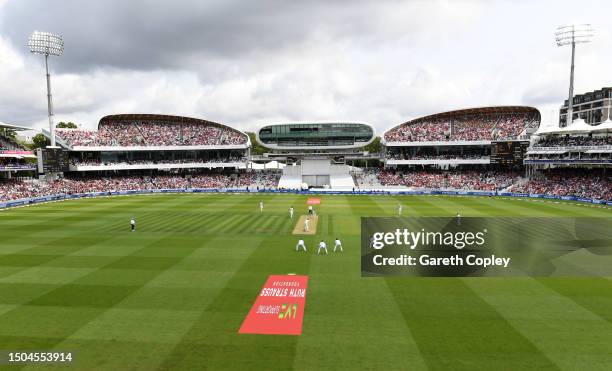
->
555, 24, 593, 127
28, 31, 64, 147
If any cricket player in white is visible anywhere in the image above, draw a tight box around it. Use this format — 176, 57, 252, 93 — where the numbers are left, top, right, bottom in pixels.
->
334, 238, 343, 252
398, 204, 403, 216
296, 239, 307, 252
318, 240, 328, 255
259, 201, 264, 213
130, 218, 136, 232
304, 217, 310, 232
289, 207, 294, 219
456, 211, 461, 226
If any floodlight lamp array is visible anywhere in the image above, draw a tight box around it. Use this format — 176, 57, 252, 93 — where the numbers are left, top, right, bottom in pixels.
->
28, 31, 64, 56
554, 24, 594, 46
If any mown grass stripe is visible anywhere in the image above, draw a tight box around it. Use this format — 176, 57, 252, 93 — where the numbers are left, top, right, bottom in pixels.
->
465, 277, 612, 370
386, 278, 559, 370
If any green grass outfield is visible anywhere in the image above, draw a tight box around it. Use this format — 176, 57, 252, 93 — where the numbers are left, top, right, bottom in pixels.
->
0, 193, 611, 370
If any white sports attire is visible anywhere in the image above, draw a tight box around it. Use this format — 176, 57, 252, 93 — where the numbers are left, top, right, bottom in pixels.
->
289, 207, 294, 219
318, 241, 328, 255
130, 218, 136, 232
398, 205, 402, 216
334, 239, 343, 252
259, 202, 263, 212
304, 218, 310, 232
296, 239, 307, 252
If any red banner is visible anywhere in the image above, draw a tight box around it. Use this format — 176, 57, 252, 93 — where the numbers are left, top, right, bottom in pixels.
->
239, 275, 309, 335
306, 198, 321, 205
0, 150, 34, 155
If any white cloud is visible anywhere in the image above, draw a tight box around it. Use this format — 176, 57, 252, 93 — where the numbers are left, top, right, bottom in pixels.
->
0, 0, 610, 135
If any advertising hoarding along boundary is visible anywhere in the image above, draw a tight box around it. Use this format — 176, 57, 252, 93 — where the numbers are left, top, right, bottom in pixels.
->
1, 189, 610, 210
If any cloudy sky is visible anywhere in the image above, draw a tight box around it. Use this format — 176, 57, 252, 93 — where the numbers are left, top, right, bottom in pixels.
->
0, 0, 610, 135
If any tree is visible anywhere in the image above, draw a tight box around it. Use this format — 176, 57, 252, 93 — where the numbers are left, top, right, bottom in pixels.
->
0, 128, 16, 139
246, 132, 266, 155
364, 136, 381, 154
30, 133, 49, 149
56, 121, 77, 129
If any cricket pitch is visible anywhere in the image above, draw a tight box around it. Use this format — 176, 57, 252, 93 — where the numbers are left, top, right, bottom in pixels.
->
293, 215, 318, 235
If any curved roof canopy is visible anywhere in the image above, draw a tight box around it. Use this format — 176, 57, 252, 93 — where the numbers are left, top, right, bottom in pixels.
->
98, 113, 248, 138
0, 121, 31, 131
385, 106, 541, 138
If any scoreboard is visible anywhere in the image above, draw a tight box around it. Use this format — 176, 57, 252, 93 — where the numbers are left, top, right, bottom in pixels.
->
36, 148, 70, 173
490, 141, 529, 166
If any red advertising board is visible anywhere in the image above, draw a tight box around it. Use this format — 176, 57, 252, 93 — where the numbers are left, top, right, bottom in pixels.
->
0, 150, 34, 155
306, 198, 321, 205
239, 275, 309, 335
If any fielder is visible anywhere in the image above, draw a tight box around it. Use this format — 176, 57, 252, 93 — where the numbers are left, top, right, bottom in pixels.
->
398, 204, 403, 216
259, 201, 264, 213
334, 238, 343, 252
304, 217, 310, 232
296, 239, 307, 252
456, 211, 461, 226
289, 207, 294, 219
318, 240, 328, 255
130, 217, 136, 232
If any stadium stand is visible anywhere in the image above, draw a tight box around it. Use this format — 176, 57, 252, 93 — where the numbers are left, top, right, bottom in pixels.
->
372, 168, 520, 191
55, 115, 248, 148
278, 165, 303, 189
329, 165, 356, 188
0, 135, 26, 151
384, 107, 540, 143
510, 168, 611, 201
533, 135, 612, 147
69, 156, 248, 167
0, 172, 267, 201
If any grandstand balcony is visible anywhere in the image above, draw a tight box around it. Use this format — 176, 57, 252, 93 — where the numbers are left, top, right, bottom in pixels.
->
384, 140, 492, 147
385, 157, 490, 166
383, 106, 540, 146
69, 160, 248, 172
525, 139, 612, 165
48, 114, 250, 151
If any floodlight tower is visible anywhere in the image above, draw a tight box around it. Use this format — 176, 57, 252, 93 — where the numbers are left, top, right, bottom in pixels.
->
555, 24, 593, 127
28, 31, 64, 147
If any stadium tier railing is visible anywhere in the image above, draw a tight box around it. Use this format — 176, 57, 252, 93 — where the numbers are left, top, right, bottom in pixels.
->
384, 140, 492, 147
1, 187, 610, 210
69, 161, 248, 171
385, 158, 491, 165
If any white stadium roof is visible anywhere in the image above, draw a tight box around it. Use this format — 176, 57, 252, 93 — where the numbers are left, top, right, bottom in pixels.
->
0, 121, 31, 131
536, 118, 612, 135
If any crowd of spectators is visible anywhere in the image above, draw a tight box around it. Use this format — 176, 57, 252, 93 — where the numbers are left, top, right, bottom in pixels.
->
0, 136, 26, 151
253, 171, 282, 188
55, 120, 248, 147
0, 168, 284, 201
452, 117, 495, 141
384, 112, 538, 142
0, 172, 271, 202
375, 169, 519, 191
385, 119, 450, 142
386, 153, 488, 160
510, 169, 611, 201
533, 135, 612, 148
494, 115, 536, 140
69, 155, 247, 167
